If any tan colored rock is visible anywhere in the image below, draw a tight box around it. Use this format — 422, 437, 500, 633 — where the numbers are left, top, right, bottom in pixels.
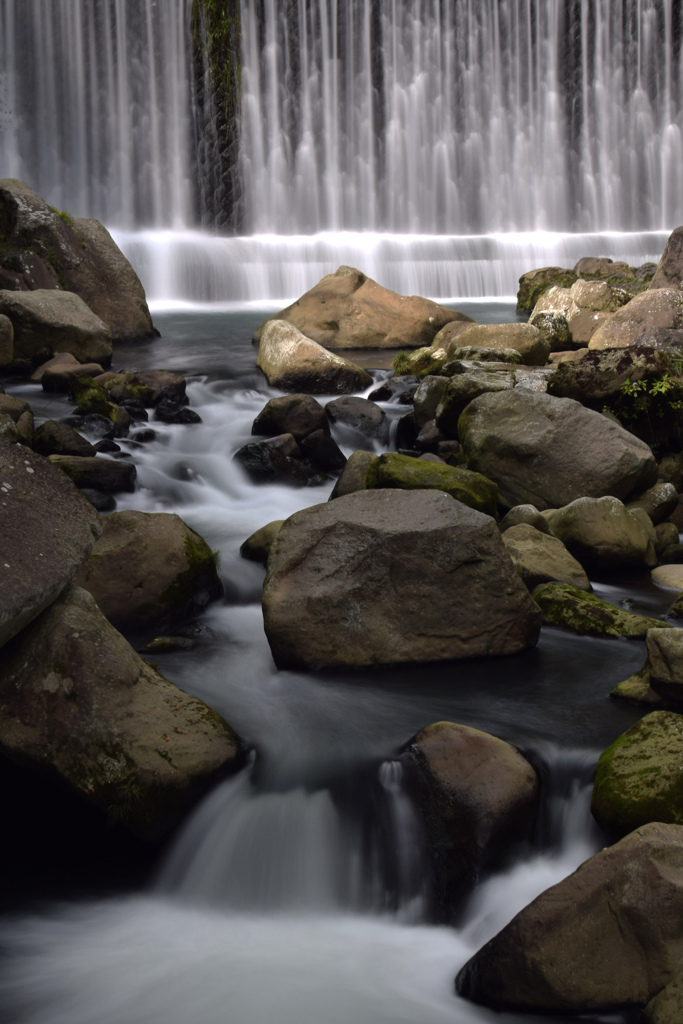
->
456, 822, 683, 1014
0, 439, 101, 649
263, 489, 541, 669
406, 721, 538, 900
652, 564, 683, 589
73, 510, 222, 631
0, 289, 112, 364
253, 265, 471, 349
569, 278, 630, 312
567, 310, 610, 344
647, 628, 683, 701
589, 289, 683, 350
30, 351, 80, 382
650, 225, 683, 290
627, 482, 679, 525
530, 284, 580, 322
547, 495, 653, 570
0, 585, 242, 839
257, 320, 372, 394
646, 970, 683, 1023
442, 323, 550, 366
328, 450, 376, 500
502, 523, 591, 590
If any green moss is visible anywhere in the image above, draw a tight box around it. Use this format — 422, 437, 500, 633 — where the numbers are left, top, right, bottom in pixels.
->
365, 451, 499, 518
610, 663, 663, 705
49, 205, 76, 230
159, 530, 221, 613
192, 0, 241, 136
533, 582, 671, 638
393, 346, 447, 378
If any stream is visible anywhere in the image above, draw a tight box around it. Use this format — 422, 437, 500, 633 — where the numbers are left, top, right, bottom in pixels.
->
0, 303, 663, 1024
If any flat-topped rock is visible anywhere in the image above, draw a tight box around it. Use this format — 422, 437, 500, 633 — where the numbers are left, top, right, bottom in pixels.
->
257, 320, 372, 394
0, 288, 112, 364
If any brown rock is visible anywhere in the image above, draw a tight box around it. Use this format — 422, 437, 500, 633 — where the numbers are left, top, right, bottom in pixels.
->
650, 225, 683, 290
589, 290, 683, 350
253, 265, 471, 349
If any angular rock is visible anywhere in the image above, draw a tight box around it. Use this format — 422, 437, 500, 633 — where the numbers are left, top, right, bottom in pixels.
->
299, 429, 346, 471
0, 179, 154, 340
611, 664, 664, 706
530, 284, 579, 323
73, 510, 222, 631
589, 289, 683, 350
262, 489, 542, 670
32, 420, 97, 458
567, 309, 610, 344
0, 289, 112, 364
232, 438, 311, 487
650, 225, 683, 290
569, 277, 630, 312
0, 313, 12, 366
592, 712, 683, 834
441, 323, 550, 366
502, 524, 591, 591
456, 821, 683, 1014
239, 520, 285, 565
546, 495, 654, 570
516, 266, 577, 313
450, 345, 523, 364
646, 628, 683, 702
365, 452, 498, 518
646, 970, 683, 1024
0, 585, 241, 839
406, 721, 538, 904
257, 320, 372, 394
627, 482, 679, 525
48, 455, 136, 493
499, 504, 551, 534
547, 342, 683, 407
30, 351, 79, 382
325, 396, 387, 440
42, 362, 106, 392
533, 582, 669, 638
0, 439, 101, 648
328, 450, 375, 500
459, 390, 657, 510
253, 265, 471, 349
412, 374, 450, 429
529, 311, 571, 351
252, 394, 327, 440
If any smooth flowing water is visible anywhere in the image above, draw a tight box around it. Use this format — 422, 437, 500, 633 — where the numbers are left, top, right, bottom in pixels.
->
0, 308, 662, 1023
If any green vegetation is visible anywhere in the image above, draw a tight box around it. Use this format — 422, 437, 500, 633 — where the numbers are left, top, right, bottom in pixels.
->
49, 205, 75, 230
192, 0, 241, 135
613, 371, 683, 445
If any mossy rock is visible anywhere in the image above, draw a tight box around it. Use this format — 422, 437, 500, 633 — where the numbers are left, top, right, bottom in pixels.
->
365, 451, 499, 518
592, 711, 683, 835
103, 371, 157, 407
68, 373, 129, 432
393, 346, 447, 378
610, 662, 664, 705
533, 582, 671, 638
516, 268, 578, 314
239, 519, 284, 565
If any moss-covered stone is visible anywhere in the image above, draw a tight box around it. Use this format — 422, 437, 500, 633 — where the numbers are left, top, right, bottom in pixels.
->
533, 582, 671, 638
516, 267, 578, 314
103, 371, 157, 407
240, 519, 285, 565
68, 373, 130, 433
392, 346, 447, 378
365, 451, 499, 518
592, 711, 683, 835
610, 663, 664, 705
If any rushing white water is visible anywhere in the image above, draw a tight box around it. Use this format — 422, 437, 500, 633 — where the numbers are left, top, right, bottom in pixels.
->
240, 0, 683, 234
0, 0, 192, 227
112, 227, 668, 305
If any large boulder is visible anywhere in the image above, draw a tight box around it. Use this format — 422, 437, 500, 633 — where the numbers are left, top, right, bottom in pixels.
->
435, 322, 550, 366
0, 439, 101, 648
589, 290, 683, 350
364, 452, 499, 517
406, 721, 538, 906
434, 364, 551, 435
547, 342, 683, 408
0, 179, 155, 340
650, 225, 683, 290
0, 289, 112, 364
72, 510, 222, 632
262, 489, 541, 670
533, 583, 668, 638
592, 711, 683, 835
257, 320, 372, 394
252, 265, 471, 349
501, 523, 591, 590
458, 390, 657, 510
32, 420, 96, 458
546, 495, 655, 570
0, 585, 242, 839
456, 821, 683, 1014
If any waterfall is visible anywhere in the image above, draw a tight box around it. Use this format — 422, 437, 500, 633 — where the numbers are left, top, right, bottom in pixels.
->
239, 0, 683, 234
0, 0, 192, 228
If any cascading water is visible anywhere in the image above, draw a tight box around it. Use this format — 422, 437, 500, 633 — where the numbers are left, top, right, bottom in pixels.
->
1, 0, 682, 302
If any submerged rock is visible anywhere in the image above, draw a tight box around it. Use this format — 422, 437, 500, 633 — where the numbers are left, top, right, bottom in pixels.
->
257, 320, 372, 394
253, 265, 471, 349
262, 489, 541, 670
73, 510, 222, 632
456, 821, 683, 1014
406, 721, 538, 907
533, 582, 668, 638
0, 585, 242, 840
0, 438, 101, 649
